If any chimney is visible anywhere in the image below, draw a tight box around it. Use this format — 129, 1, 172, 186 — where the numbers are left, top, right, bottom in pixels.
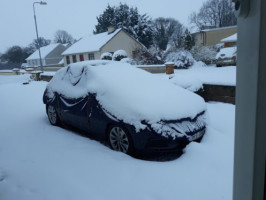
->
107, 25, 115, 34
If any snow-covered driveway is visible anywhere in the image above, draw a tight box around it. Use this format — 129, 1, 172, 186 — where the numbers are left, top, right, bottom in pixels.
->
0, 75, 235, 200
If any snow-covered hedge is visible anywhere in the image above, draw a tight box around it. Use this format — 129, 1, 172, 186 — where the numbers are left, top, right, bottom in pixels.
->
165, 50, 195, 69
100, 52, 112, 60
190, 46, 217, 65
112, 50, 127, 61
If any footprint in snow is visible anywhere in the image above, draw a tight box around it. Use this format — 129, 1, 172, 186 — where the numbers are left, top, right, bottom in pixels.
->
0, 170, 6, 182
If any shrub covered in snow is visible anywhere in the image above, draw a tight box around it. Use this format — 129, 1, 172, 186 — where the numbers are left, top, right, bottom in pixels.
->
120, 58, 137, 65
190, 46, 217, 65
133, 48, 164, 65
100, 52, 112, 60
165, 50, 195, 69
112, 50, 127, 61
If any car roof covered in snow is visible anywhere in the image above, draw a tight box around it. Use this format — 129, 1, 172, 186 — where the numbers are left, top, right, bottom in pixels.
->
46, 61, 206, 131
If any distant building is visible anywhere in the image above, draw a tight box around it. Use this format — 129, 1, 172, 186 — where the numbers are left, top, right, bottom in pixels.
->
62, 27, 144, 66
192, 25, 237, 47
221, 33, 237, 47
26, 43, 68, 68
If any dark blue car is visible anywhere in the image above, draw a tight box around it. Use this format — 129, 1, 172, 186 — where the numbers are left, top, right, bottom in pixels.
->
43, 61, 206, 156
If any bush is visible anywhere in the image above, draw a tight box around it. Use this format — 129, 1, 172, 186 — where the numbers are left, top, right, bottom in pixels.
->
165, 50, 195, 69
120, 58, 137, 65
112, 50, 127, 61
190, 46, 218, 65
133, 48, 164, 65
100, 52, 112, 60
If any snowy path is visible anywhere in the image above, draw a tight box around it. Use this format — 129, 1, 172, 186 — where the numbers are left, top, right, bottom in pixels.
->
0, 75, 234, 200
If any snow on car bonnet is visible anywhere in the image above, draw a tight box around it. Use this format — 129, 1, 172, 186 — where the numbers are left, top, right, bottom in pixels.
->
46, 60, 206, 133
216, 47, 237, 59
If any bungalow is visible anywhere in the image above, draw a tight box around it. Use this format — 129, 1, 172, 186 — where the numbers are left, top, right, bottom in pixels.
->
61, 26, 144, 66
26, 43, 68, 68
221, 33, 237, 47
193, 25, 237, 47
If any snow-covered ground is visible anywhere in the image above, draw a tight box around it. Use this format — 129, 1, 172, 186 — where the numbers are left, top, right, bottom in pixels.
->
156, 63, 236, 88
0, 74, 235, 200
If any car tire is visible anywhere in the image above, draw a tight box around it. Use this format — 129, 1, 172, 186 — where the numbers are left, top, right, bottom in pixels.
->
47, 105, 60, 126
108, 125, 134, 155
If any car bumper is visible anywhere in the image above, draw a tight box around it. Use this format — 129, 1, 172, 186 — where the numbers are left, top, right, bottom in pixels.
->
129, 127, 205, 155
216, 59, 236, 66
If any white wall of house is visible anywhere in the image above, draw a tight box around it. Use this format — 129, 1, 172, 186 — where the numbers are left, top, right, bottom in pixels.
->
63, 30, 143, 66
100, 30, 142, 58
26, 58, 46, 67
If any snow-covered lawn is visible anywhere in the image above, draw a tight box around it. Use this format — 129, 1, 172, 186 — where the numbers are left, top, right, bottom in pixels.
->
156, 64, 236, 87
0, 75, 235, 200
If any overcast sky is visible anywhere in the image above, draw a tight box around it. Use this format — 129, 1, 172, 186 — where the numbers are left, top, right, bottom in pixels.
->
0, 0, 205, 53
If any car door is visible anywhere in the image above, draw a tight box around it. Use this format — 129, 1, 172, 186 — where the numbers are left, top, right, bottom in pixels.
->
58, 95, 90, 132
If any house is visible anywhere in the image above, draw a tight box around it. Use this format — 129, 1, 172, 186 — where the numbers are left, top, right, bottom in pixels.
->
61, 26, 144, 66
26, 43, 68, 68
192, 25, 237, 47
221, 33, 237, 47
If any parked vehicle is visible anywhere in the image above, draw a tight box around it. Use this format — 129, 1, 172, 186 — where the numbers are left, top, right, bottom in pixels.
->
216, 47, 237, 67
43, 60, 206, 156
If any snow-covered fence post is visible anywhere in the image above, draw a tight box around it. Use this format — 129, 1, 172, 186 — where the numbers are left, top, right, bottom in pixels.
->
12, 68, 20, 75
31, 71, 42, 81
165, 62, 175, 74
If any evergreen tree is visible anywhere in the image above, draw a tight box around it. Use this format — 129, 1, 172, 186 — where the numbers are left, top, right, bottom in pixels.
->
183, 29, 194, 50
1, 46, 33, 63
94, 3, 153, 48
94, 5, 115, 33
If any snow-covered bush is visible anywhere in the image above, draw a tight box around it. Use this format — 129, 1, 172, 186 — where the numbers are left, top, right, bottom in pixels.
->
165, 50, 195, 69
112, 50, 127, 61
120, 58, 137, 65
133, 48, 164, 65
100, 52, 112, 60
190, 46, 217, 65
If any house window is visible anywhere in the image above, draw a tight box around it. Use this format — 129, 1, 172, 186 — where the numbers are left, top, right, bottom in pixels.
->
72, 55, 77, 63
66, 56, 70, 64
88, 53, 94, 60
79, 54, 84, 61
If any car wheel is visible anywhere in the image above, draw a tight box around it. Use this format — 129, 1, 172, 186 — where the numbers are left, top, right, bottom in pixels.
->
47, 105, 60, 126
108, 126, 134, 155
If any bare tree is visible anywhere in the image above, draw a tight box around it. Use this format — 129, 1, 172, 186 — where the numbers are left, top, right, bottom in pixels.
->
189, 0, 237, 30
153, 18, 184, 50
29, 37, 51, 51
54, 30, 74, 44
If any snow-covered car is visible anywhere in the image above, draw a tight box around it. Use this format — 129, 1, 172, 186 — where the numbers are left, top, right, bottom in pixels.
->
43, 61, 206, 155
216, 47, 237, 67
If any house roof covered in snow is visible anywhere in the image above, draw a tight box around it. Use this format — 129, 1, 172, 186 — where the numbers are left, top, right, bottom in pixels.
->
201, 25, 237, 32
26, 43, 61, 60
62, 29, 122, 55
221, 33, 237, 43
